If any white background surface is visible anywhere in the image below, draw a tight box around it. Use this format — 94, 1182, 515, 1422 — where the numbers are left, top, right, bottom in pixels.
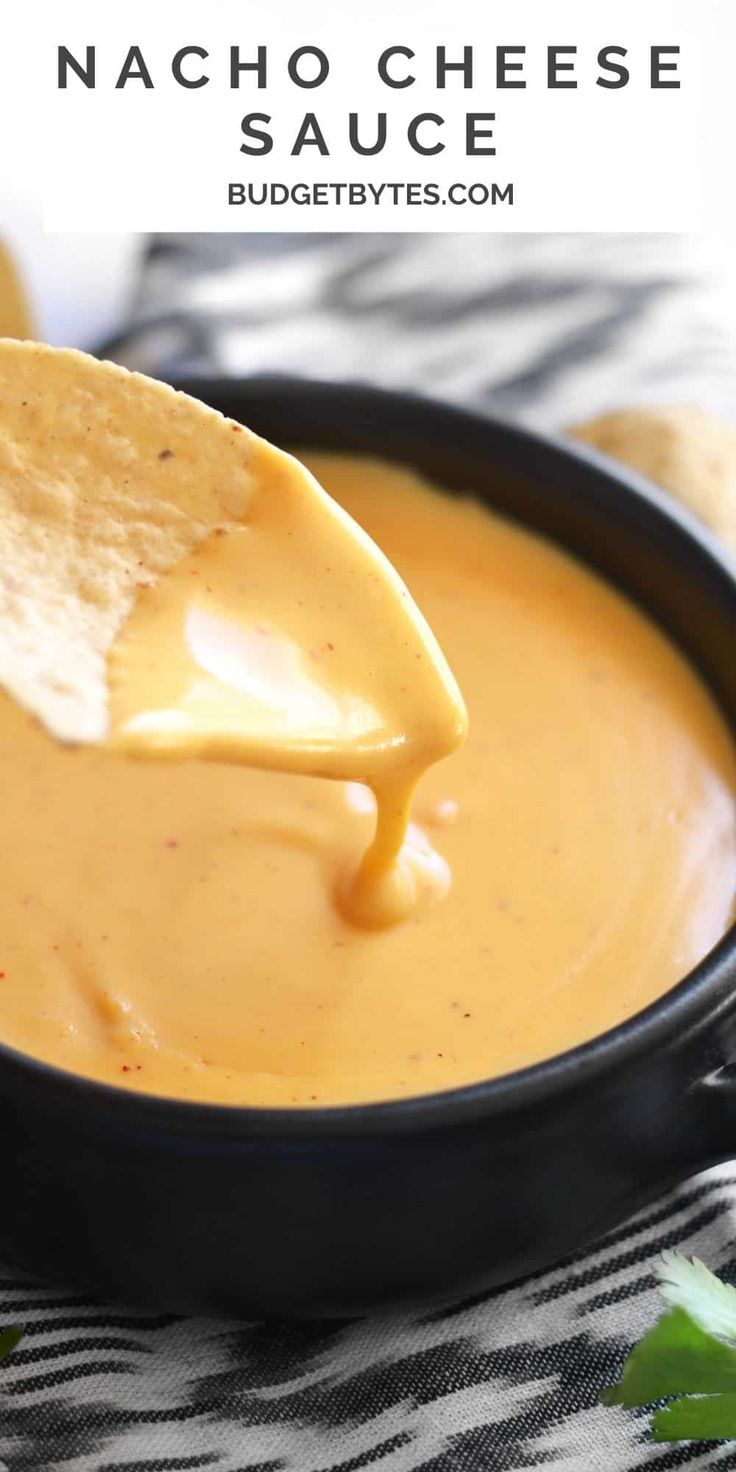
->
0, 195, 143, 347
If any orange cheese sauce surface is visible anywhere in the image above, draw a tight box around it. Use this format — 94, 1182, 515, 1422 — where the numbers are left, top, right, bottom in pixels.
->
1, 451, 735, 1105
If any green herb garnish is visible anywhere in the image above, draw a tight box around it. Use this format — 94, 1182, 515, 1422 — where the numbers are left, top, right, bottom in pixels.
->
0, 1323, 23, 1365
603, 1251, 736, 1441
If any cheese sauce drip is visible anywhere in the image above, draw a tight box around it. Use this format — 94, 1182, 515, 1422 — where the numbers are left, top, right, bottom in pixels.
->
0, 453, 734, 1107
107, 440, 467, 929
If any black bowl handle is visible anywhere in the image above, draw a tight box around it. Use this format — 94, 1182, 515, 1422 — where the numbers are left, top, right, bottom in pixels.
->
690, 1064, 736, 1166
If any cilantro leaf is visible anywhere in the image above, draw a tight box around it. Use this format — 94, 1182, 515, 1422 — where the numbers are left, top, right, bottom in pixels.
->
652, 1391, 736, 1442
657, 1250, 736, 1340
601, 1253, 736, 1442
0, 1324, 23, 1365
601, 1306, 736, 1405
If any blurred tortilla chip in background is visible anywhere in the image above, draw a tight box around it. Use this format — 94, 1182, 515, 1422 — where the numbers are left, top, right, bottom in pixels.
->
571, 405, 736, 557
0, 240, 33, 339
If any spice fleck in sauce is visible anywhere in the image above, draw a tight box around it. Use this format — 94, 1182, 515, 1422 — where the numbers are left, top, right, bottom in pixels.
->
0, 453, 734, 1105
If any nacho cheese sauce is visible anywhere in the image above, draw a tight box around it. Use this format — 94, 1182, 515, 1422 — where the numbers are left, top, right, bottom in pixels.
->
106, 439, 466, 930
1, 452, 735, 1105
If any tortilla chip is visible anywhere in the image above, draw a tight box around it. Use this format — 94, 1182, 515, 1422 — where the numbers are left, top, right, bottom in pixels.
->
0, 340, 260, 742
0, 246, 33, 340
570, 406, 736, 555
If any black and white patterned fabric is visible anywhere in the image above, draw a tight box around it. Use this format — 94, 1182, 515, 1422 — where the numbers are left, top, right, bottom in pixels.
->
2, 232, 736, 1472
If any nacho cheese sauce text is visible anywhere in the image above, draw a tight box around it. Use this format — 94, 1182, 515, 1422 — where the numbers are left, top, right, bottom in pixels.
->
0, 452, 735, 1105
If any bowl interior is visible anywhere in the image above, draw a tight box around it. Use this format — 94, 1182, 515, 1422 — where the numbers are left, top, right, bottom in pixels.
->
177, 376, 736, 735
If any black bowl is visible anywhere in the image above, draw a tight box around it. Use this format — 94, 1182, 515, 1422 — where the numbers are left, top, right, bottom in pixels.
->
1, 377, 736, 1318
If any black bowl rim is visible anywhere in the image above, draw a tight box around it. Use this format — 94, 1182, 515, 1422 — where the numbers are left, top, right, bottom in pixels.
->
2, 375, 736, 1140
